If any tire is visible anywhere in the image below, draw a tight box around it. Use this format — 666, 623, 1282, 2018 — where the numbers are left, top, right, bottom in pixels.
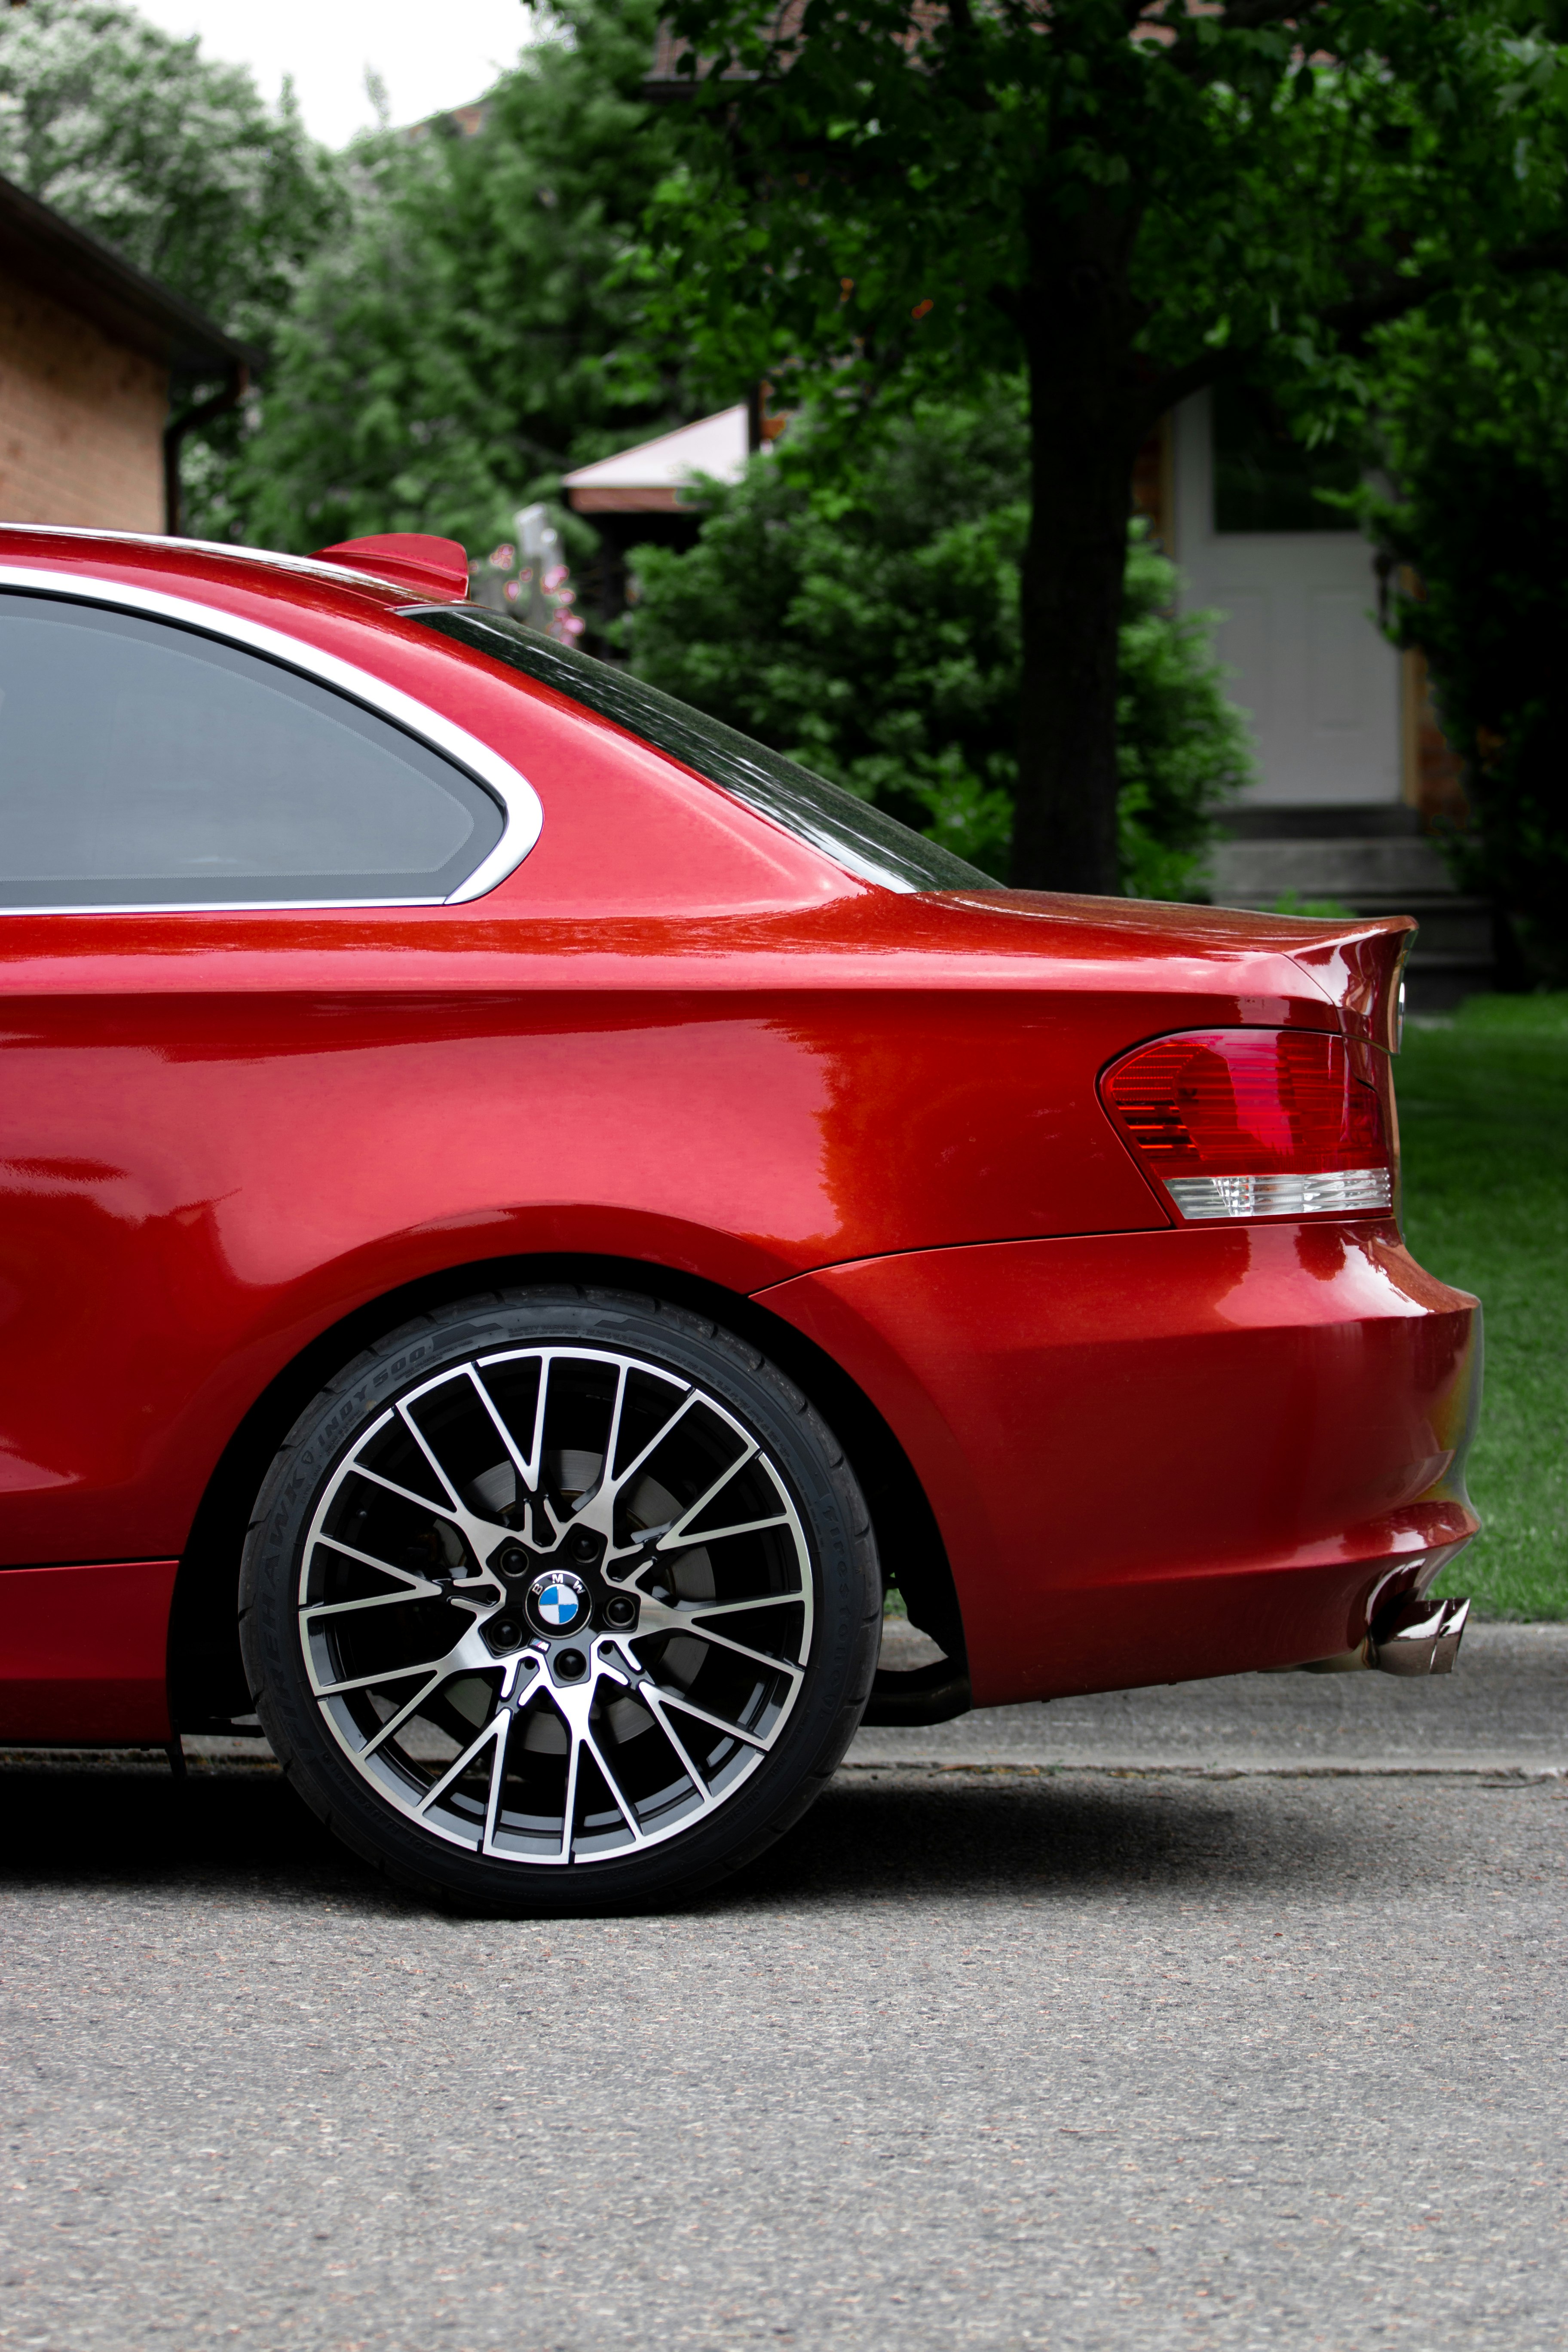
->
239, 1286, 882, 1915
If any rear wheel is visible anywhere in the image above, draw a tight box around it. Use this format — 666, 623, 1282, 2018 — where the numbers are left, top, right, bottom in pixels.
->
239, 1288, 881, 1914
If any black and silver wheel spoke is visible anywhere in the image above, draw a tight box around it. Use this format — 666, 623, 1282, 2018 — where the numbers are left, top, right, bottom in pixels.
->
296, 1340, 814, 1866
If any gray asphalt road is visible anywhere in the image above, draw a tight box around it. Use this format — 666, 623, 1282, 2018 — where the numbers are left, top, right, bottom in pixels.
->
858, 1620, 1568, 1772
2, 1746, 1566, 2351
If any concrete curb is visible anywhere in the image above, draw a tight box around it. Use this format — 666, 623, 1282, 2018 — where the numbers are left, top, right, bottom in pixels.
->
3, 1748, 1565, 1782
841, 1755, 1568, 1780
0, 1744, 278, 1770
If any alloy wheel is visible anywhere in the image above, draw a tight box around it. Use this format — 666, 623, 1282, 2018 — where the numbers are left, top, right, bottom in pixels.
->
297, 1341, 815, 1867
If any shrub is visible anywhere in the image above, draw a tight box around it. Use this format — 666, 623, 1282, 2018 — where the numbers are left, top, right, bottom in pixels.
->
624, 394, 1252, 890
1360, 287, 1568, 983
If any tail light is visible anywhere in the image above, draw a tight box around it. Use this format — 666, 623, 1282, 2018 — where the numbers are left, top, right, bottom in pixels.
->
1102, 1028, 1393, 1222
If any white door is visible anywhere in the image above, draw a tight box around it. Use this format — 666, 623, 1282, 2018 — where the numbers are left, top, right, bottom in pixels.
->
1171, 389, 1402, 807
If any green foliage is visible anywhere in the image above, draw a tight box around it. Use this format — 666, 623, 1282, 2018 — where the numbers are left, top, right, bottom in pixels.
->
1268, 893, 1361, 918
0, 0, 343, 531
1357, 285, 1568, 983
230, 2, 692, 556
650, 0, 1568, 891
1116, 533, 1256, 899
1400, 992, 1568, 1619
0, 0, 342, 345
652, 2, 1568, 431
623, 397, 1250, 892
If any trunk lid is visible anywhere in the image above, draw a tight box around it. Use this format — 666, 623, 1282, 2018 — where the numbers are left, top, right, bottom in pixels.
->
935, 891, 1417, 1053
1280, 913, 1415, 1054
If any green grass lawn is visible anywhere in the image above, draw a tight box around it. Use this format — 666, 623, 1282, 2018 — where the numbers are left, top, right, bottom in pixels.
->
1399, 994, 1568, 1618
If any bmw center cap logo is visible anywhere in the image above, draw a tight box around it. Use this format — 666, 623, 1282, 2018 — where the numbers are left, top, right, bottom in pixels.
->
525, 1568, 589, 1639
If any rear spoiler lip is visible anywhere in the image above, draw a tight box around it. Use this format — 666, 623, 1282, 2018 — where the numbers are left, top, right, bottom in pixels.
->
1286, 913, 1416, 1054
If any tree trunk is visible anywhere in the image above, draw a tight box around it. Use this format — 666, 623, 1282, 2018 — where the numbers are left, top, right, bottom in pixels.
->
1011, 214, 1150, 895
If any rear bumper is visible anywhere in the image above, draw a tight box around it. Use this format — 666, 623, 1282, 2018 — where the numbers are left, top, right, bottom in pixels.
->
758, 1219, 1480, 1709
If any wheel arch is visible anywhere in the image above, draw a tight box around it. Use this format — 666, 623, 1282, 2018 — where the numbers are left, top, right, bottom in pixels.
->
167, 1250, 963, 1731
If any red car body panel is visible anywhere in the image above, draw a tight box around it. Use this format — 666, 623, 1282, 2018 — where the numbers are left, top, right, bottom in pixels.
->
0, 529, 1479, 1740
760, 1223, 1479, 1706
0, 1559, 178, 1741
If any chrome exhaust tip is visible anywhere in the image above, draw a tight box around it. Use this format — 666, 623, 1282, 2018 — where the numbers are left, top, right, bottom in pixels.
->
1371, 1593, 1470, 1677
1280, 1593, 1472, 1677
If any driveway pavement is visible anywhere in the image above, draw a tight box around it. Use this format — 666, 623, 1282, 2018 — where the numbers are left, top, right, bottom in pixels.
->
1, 1626, 1565, 2352
858, 1620, 1568, 1774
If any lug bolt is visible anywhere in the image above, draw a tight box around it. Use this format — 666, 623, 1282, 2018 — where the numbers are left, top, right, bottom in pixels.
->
569, 1528, 598, 1563
496, 1544, 530, 1578
603, 1593, 637, 1629
488, 1617, 522, 1650
554, 1648, 587, 1681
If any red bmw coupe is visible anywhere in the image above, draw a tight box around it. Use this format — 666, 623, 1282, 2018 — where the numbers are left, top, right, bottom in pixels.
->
0, 525, 1479, 1911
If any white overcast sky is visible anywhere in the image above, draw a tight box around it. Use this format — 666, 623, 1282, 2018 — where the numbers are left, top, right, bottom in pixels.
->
131, 0, 538, 149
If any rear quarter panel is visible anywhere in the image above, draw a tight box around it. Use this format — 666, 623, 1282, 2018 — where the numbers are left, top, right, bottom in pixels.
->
0, 551, 1395, 1664
0, 918, 1201, 1565
763, 1222, 1480, 1705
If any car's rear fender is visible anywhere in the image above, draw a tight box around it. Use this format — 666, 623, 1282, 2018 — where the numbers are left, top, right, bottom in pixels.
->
759, 1220, 1481, 1707
166, 1246, 964, 1732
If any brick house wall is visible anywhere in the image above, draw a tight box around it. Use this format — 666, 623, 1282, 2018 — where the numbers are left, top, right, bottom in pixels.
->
0, 171, 251, 537
0, 261, 168, 530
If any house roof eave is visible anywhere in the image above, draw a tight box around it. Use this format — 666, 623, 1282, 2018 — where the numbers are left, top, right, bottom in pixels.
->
0, 172, 261, 378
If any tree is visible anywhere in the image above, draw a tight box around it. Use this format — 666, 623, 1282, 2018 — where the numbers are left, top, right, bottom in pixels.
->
624, 394, 1024, 872
1115, 524, 1257, 900
646, 0, 1568, 892
232, 2, 694, 556
0, 0, 341, 342
0, 0, 344, 526
1358, 284, 1568, 981
623, 392, 1252, 892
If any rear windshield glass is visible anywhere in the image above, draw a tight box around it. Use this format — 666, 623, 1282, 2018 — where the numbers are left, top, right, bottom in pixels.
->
405, 606, 994, 895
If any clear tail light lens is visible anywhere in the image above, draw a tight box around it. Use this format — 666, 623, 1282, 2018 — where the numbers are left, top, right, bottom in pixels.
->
1102, 1028, 1393, 1222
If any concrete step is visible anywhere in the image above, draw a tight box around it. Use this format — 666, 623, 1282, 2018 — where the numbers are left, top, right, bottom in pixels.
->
1214, 887, 1491, 963
1220, 803, 1424, 842
1205, 806, 1493, 1010
1210, 836, 1453, 901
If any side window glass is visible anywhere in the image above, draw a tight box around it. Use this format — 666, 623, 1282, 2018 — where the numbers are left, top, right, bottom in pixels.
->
0, 593, 505, 909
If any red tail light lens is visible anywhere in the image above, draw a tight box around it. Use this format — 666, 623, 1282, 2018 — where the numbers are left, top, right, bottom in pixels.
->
1102, 1029, 1393, 1221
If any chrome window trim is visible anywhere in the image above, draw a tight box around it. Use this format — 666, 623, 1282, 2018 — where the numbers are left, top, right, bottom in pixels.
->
0, 565, 543, 916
